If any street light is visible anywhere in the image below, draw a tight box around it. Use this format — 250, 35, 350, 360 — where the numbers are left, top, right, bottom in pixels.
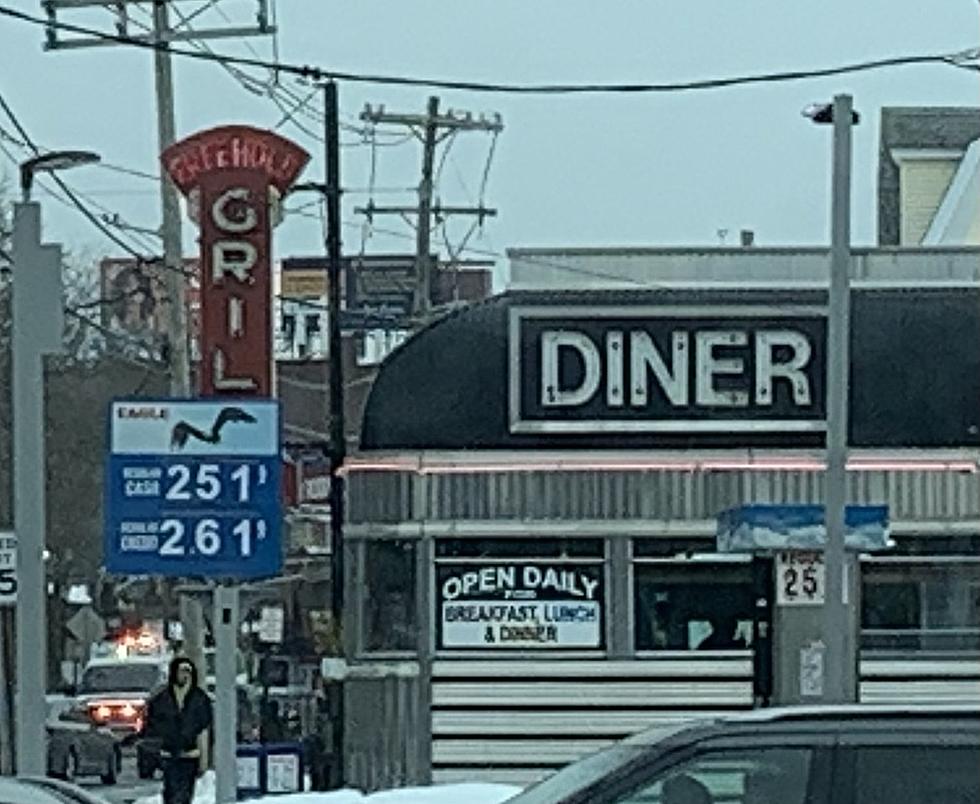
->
805, 95, 860, 704
19, 150, 100, 202
12, 149, 98, 775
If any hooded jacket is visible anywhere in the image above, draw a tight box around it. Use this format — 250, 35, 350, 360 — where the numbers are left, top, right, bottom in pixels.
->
144, 656, 213, 757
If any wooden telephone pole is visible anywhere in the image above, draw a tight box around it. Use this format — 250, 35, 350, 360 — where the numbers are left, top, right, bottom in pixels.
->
358, 98, 503, 320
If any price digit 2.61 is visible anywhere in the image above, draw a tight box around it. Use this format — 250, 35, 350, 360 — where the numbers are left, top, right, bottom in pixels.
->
157, 517, 264, 558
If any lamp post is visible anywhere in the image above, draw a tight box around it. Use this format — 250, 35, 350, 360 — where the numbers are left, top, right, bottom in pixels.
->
13, 149, 98, 774
19, 150, 100, 202
804, 95, 860, 704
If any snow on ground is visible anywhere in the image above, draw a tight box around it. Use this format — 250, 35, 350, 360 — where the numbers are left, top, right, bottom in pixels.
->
133, 772, 522, 804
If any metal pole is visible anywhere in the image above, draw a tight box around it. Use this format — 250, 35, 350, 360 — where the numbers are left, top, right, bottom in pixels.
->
0, 605, 12, 774
324, 79, 346, 789
12, 202, 63, 774
823, 93, 854, 704
415, 96, 439, 319
213, 584, 239, 803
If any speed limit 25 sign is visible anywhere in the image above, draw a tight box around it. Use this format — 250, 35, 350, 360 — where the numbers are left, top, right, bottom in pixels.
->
776, 551, 825, 606
104, 399, 282, 579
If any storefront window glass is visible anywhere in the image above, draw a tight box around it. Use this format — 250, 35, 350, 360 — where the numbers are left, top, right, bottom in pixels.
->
861, 560, 980, 652
363, 540, 417, 652
634, 562, 754, 651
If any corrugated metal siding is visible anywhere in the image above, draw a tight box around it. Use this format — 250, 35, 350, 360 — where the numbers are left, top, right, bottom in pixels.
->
348, 468, 980, 524
430, 657, 753, 786
429, 656, 980, 786
347, 471, 415, 523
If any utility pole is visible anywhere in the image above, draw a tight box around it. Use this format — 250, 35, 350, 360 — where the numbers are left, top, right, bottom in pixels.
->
415, 97, 438, 318
324, 80, 346, 790
358, 99, 502, 322
146, 0, 208, 706
152, 0, 190, 396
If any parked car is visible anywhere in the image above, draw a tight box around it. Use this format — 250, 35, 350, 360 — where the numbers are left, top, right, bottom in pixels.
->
0, 776, 109, 804
46, 704, 121, 785
505, 705, 980, 804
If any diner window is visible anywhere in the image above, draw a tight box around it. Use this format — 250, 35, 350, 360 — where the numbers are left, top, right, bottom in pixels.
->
363, 540, 417, 653
861, 560, 980, 652
634, 561, 754, 651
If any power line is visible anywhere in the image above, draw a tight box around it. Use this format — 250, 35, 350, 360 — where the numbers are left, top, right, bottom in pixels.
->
2, 5, 974, 94
63, 306, 167, 366
0, 87, 184, 275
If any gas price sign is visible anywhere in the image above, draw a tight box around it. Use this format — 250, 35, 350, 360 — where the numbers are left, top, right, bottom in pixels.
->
105, 399, 282, 579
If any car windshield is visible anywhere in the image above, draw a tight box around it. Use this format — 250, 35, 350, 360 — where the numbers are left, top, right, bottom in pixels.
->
507, 720, 697, 804
79, 663, 161, 694
505, 745, 647, 804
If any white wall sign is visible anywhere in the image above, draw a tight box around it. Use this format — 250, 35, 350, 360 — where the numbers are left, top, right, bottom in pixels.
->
258, 606, 284, 644
236, 755, 260, 790
776, 551, 825, 606
442, 600, 601, 648
800, 640, 826, 698
0, 532, 17, 606
437, 563, 604, 649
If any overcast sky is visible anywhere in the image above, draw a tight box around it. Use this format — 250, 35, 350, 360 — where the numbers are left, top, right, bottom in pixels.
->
1, 0, 977, 286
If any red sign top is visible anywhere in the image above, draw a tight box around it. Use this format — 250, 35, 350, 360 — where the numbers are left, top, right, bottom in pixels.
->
160, 125, 310, 196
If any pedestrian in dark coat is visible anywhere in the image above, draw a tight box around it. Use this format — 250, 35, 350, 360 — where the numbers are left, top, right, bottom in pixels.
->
144, 656, 213, 804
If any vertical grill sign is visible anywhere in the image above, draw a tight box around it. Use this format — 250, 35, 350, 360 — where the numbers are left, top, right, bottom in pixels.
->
161, 126, 310, 395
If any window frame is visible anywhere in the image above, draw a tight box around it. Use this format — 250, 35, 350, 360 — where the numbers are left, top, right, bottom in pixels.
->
632, 554, 756, 654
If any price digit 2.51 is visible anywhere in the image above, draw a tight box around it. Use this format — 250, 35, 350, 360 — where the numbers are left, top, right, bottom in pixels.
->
163, 463, 261, 503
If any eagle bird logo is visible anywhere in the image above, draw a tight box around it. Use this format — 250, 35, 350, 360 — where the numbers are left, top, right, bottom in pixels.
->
170, 406, 258, 450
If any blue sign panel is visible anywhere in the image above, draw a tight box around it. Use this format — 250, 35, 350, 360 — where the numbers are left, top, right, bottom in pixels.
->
105, 399, 282, 579
716, 504, 891, 553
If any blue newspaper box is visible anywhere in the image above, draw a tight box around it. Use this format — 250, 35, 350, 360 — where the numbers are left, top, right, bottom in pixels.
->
236, 742, 305, 799
236, 744, 264, 800
263, 742, 306, 795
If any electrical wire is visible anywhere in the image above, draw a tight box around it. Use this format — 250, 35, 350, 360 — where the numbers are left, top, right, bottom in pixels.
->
0, 119, 158, 183
0, 86, 194, 353
0, 89, 182, 277
5, 5, 974, 94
